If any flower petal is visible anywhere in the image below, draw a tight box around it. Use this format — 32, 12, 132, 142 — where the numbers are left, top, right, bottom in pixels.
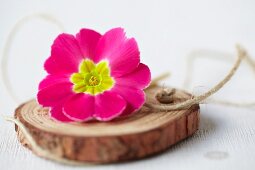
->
94, 91, 126, 121
112, 85, 145, 116
100, 76, 114, 90
70, 73, 85, 84
50, 105, 73, 122
115, 63, 151, 89
95, 61, 110, 76
73, 83, 87, 93
76, 29, 102, 60
39, 74, 70, 90
79, 59, 95, 73
63, 93, 94, 121
94, 28, 140, 77
37, 82, 74, 107
44, 33, 83, 74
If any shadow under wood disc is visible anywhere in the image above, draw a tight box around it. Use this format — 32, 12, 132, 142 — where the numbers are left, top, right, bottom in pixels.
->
14, 86, 200, 163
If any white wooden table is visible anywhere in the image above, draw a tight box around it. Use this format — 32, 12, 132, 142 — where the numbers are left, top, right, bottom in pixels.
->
1, 0, 255, 169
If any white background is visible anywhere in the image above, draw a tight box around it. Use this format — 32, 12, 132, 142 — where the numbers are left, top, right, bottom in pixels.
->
0, 0, 255, 169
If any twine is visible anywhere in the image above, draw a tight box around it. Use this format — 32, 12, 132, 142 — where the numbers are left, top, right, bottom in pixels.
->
181, 47, 255, 108
148, 72, 171, 88
1, 13, 95, 166
3, 115, 95, 166
207, 99, 255, 108
144, 45, 246, 111
182, 49, 234, 90
1, 13, 65, 103
3, 46, 247, 165
1, 13, 254, 166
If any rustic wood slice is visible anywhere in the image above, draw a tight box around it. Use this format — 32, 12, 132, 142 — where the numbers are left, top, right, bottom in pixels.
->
14, 86, 200, 164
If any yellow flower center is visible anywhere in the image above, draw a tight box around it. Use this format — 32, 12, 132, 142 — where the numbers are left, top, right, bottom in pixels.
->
70, 59, 114, 95
88, 76, 99, 86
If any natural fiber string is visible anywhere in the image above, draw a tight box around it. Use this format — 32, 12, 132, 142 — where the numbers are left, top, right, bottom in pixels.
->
2, 45, 247, 166
182, 47, 255, 108
144, 45, 246, 111
148, 72, 171, 88
1, 13, 65, 103
207, 99, 255, 108
0, 13, 93, 166
3, 115, 96, 166
182, 50, 233, 90
1, 13, 252, 166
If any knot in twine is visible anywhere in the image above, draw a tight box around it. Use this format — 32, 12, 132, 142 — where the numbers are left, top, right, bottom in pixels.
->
145, 45, 247, 111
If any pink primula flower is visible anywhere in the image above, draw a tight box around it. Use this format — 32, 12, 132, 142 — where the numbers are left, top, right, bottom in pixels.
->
37, 28, 151, 122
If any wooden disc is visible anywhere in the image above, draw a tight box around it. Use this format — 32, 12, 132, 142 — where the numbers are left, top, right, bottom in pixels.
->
14, 86, 199, 163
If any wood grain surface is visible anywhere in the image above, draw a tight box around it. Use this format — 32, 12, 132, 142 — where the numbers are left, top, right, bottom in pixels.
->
14, 87, 199, 163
